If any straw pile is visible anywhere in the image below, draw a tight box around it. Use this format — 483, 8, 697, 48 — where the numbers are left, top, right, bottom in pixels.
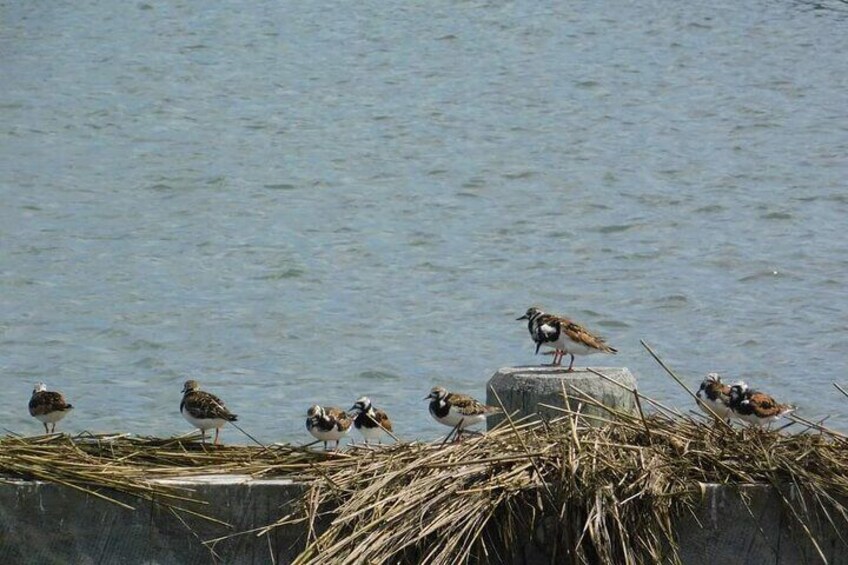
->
0, 432, 328, 517
251, 384, 848, 565
2, 378, 847, 563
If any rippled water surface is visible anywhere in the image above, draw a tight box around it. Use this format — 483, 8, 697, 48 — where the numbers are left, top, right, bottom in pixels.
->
2, 0, 847, 442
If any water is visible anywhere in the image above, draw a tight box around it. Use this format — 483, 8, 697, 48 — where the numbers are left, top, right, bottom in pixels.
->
1, 0, 847, 443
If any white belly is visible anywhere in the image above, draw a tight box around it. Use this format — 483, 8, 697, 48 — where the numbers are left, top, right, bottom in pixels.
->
735, 411, 784, 427
308, 426, 348, 442
430, 406, 486, 430
34, 410, 70, 425
357, 425, 385, 442
696, 396, 731, 420
544, 337, 599, 356
736, 413, 768, 426
182, 408, 227, 431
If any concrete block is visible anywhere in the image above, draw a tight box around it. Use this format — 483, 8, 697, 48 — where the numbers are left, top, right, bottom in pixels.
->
486, 366, 638, 429
0, 474, 845, 564
674, 484, 848, 565
0, 475, 307, 565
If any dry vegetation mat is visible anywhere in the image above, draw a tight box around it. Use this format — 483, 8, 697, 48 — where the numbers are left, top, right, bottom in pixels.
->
256, 387, 848, 565
3, 395, 845, 563
2, 380, 847, 563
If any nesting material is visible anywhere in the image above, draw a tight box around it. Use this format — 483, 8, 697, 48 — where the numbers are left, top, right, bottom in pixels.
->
264, 388, 848, 565
1, 388, 846, 564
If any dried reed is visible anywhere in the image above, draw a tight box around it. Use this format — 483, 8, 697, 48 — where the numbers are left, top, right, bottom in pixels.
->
2, 354, 847, 564
244, 348, 848, 564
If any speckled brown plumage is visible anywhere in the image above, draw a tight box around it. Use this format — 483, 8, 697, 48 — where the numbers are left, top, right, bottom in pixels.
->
306, 405, 352, 449
28, 383, 73, 434
728, 384, 794, 426
517, 307, 617, 371
180, 380, 237, 445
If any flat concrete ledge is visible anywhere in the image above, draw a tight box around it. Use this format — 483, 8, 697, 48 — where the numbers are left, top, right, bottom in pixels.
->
674, 484, 848, 565
0, 475, 307, 565
486, 366, 637, 429
522, 483, 846, 564
0, 474, 845, 563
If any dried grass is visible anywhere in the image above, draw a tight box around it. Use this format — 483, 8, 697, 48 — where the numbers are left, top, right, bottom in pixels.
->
249, 344, 848, 564
2, 347, 846, 564
0, 432, 333, 522
256, 394, 848, 565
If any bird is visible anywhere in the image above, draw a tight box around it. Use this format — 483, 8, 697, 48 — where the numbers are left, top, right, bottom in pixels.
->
28, 382, 74, 434
517, 307, 617, 371
425, 386, 501, 440
306, 405, 352, 450
349, 396, 393, 445
695, 373, 739, 422
179, 380, 238, 445
727, 383, 795, 427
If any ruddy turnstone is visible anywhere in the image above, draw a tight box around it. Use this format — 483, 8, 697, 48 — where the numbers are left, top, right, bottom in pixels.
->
728, 383, 795, 427
306, 405, 352, 450
695, 373, 738, 422
517, 307, 617, 371
180, 380, 238, 445
425, 386, 501, 439
349, 396, 393, 444
28, 382, 74, 434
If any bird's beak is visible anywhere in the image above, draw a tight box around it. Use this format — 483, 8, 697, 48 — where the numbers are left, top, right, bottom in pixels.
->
349, 405, 358, 412
423, 395, 431, 400
534, 342, 541, 355
516, 314, 528, 320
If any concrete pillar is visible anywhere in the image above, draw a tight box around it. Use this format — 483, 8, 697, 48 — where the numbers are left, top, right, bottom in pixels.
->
486, 366, 638, 429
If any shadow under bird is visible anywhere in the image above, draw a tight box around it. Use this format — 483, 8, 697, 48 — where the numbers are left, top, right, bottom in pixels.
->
728, 383, 795, 427
29, 382, 74, 434
349, 396, 393, 445
306, 405, 352, 450
517, 307, 617, 371
425, 386, 501, 440
180, 380, 238, 445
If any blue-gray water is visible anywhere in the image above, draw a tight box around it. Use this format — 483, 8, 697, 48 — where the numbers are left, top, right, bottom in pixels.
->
2, 1, 847, 443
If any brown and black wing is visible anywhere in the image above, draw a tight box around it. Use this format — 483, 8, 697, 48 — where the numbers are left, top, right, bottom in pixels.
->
562, 320, 617, 353
373, 409, 393, 432
326, 407, 352, 432
446, 392, 500, 416
748, 391, 792, 418
183, 391, 237, 421
29, 391, 73, 417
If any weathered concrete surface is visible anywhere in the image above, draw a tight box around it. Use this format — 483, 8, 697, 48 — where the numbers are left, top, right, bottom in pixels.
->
0, 474, 845, 564
516, 484, 846, 565
674, 484, 848, 565
486, 366, 638, 429
0, 475, 848, 565
0, 475, 306, 565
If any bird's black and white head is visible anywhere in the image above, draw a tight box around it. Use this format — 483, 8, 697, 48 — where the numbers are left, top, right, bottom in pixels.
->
32, 382, 47, 395
516, 306, 543, 321
697, 373, 722, 399
307, 404, 325, 424
425, 386, 448, 401
728, 382, 749, 404
182, 380, 199, 394
350, 396, 372, 414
